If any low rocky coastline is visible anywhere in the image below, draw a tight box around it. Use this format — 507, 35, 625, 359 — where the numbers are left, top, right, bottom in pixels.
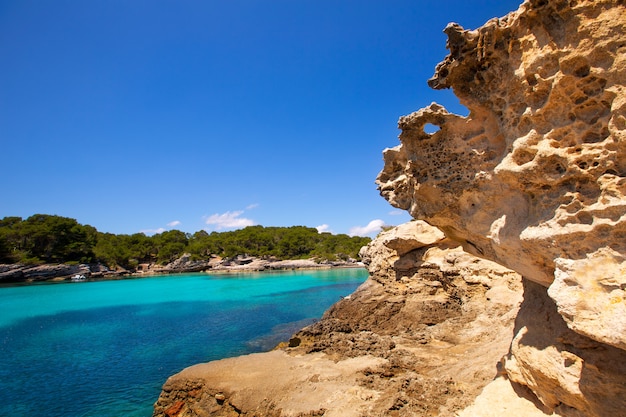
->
0, 255, 362, 283
0, 262, 120, 283
153, 222, 533, 416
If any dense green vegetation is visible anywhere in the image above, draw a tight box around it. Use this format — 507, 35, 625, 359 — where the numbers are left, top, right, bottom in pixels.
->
0, 215, 371, 269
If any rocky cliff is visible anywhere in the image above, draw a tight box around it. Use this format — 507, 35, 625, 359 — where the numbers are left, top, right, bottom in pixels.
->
377, 0, 626, 415
153, 1, 626, 416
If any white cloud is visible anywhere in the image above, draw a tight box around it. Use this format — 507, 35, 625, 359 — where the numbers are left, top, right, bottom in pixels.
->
139, 227, 166, 235
141, 220, 181, 235
246, 203, 260, 210
205, 210, 255, 230
316, 224, 332, 234
349, 219, 386, 237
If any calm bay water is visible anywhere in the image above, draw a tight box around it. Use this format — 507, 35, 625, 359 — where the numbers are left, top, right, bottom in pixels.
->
0, 268, 367, 417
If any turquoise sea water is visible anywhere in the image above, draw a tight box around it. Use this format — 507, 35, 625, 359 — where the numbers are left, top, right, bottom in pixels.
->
0, 268, 367, 417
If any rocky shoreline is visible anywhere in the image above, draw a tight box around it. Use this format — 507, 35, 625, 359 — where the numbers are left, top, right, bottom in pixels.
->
153, 222, 533, 416
0, 255, 363, 284
152, 0, 626, 416
0, 262, 120, 283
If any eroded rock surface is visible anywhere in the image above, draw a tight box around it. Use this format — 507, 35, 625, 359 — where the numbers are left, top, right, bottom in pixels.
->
504, 280, 626, 417
154, 1, 626, 415
377, 0, 626, 415
153, 222, 523, 416
379, 0, 626, 294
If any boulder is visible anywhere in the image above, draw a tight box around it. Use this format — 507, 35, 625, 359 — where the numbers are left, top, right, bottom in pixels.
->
504, 280, 626, 416
162, 254, 210, 273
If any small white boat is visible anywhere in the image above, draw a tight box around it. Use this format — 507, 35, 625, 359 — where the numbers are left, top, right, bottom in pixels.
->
70, 274, 86, 282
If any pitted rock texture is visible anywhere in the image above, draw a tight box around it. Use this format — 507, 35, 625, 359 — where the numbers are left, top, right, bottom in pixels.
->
378, 0, 626, 349
378, 0, 626, 415
153, 222, 523, 417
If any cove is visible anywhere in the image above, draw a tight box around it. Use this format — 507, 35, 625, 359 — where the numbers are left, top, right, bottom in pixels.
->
0, 268, 368, 417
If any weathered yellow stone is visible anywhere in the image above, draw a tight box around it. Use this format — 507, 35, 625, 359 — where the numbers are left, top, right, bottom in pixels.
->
378, 0, 626, 415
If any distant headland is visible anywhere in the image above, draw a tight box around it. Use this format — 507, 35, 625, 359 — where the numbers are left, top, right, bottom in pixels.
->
0, 214, 370, 283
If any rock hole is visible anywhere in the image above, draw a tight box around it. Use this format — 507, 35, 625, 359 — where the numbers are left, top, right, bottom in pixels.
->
561, 56, 590, 77
512, 148, 537, 165
574, 99, 610, 124
576, 212, 593, 225
564, 357, 576, 367
555, 163, 566, 174
580, 76, 607, 96
526, 74, 538, 86
423, 123, 441, 134
600, 127, 610, 139
582, 131, 602, 143
574, 64, 590, 78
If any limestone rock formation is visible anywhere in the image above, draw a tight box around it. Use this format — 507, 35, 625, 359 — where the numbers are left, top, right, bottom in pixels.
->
377, 0, 626, 415
153, 222, 524, 416
154, 1, 626, 415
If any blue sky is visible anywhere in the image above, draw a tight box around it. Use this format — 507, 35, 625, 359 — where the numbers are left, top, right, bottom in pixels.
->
0, 0, 521, 237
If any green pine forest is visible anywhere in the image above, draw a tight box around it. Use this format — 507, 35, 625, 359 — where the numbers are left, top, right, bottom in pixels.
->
0, 214, 372, 270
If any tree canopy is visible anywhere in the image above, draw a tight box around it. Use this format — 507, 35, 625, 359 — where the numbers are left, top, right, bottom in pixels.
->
0, 215, 372, 268
0, 215, 97, 264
